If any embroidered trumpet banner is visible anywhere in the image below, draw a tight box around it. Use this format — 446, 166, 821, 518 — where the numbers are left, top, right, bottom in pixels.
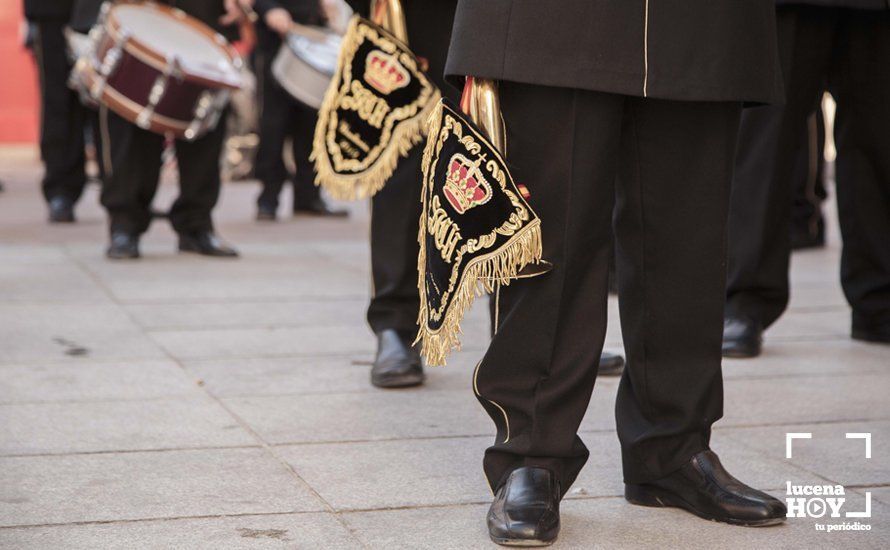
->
417, 99, 544, 366
311, 16, 439, 200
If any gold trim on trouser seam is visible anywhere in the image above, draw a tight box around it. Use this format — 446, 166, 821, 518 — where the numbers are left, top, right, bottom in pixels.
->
493, 283, 501, 334
474, 360, 510, 444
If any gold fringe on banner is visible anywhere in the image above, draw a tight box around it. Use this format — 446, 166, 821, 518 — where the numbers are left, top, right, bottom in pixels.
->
311, 17, 440, 201
415, 102, 544, 366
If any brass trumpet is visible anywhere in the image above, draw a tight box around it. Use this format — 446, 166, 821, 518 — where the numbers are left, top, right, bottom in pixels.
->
370, 0, 408, 45
460, 77, 506, 155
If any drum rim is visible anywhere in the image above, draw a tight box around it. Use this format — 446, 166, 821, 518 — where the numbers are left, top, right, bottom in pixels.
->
107, 1, 242, 90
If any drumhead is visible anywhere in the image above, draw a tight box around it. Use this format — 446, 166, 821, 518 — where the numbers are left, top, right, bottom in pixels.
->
286, 26, 342, 76
113, 4, 239, 84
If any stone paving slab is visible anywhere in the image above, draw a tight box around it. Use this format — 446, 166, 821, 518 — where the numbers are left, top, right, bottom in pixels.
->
722, 421, 890, 487
224, 389, 493, 444
787, 284, 848, 311
0, 396, 253, 455
76, 255, 368, 303
863, 486, 890, 506
0, 303, 166, 364
0, 448, 325, 526
0, 245, 71, 265
125, 298, 369, 330
0, 262, 110, 304
0, 360, 199, 403
184, 355, 476, 397
721, 340, 890, 380
342, 496, 889, 550
0, 512, 362, 549
767, 309, 852, 340
150, 324, 377, 361
721, 373, 890, 427
279, 436, 491, 511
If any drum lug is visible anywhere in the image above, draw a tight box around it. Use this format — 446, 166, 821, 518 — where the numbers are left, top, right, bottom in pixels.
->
97, 1, 112, 24
136, 57, 182, 131
90, 30, 128, 100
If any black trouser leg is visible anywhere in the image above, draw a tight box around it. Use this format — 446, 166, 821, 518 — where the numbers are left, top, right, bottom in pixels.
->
255, 53, 293, 211
475, 83, 622, 494
99, 107, 163, 235
614, 97, 741, 483
790, 110, 826, 241
475, 81, 741, 494
33, 20, 87, 204
170, 120, 227, 235
725, 8, 835, 328
833, 11, 890, 336
291, 102, 322, 208
366, 147, 424, 336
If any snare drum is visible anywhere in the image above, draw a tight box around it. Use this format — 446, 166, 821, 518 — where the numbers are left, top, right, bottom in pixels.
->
271, 23, 342, 110
72, 1, 243, 140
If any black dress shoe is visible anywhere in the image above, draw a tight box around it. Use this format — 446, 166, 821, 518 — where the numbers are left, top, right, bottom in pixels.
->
852, 325, 890, 344
598, 351, 625, 376
625, 450, 787, 527
371, 329, 424, 388
178, 231, 239, 258
488, 467, 561, 547
48, 196, 75, 223
722, 315, 763, 358
294, 197, 349, 217
106, 232, 140, 260
256, 204, 277, 222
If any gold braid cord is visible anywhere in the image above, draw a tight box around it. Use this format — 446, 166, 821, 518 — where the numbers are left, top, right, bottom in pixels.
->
416, 101, 543, 366
311, 16, 440, 200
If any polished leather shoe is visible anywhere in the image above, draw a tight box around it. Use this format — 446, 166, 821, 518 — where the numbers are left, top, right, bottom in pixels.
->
48, 196, 75, 223
106, 232, 140, 260
598, 351, 625, 376
488, 467, 561, 547
294, 197, 349, 217
625, 450, 787, 527
722, 315, 763, 358
178, 231, 239, 258
371, 329, 424, 388
256, 204, 277, 222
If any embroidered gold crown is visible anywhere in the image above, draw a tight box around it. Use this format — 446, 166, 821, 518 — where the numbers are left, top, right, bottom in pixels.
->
365, 50, 410, 95
443, 154, 492, 214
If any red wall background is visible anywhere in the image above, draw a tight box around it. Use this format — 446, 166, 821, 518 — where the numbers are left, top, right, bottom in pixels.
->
0, 1, 39, 143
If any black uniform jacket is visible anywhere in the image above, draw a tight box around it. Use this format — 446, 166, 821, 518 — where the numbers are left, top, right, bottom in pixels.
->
776, 0, 889, 8
24, 0, 75, 20
71, 0, 237, 40
446, 0, 785, 104
346, 0, 457, 96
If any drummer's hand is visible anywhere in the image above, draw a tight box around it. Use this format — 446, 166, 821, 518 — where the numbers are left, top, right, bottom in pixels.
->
265, 8, 294, 35
220, 0, 254, 25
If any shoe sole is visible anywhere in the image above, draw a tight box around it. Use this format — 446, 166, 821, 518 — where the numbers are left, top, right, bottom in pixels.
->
178, 247, 238, 258
721, 347, 760, 359
625, 484, 786, 527
489, 536, 555, 547
293, 211, 349, 218
371, 374, 425, 389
